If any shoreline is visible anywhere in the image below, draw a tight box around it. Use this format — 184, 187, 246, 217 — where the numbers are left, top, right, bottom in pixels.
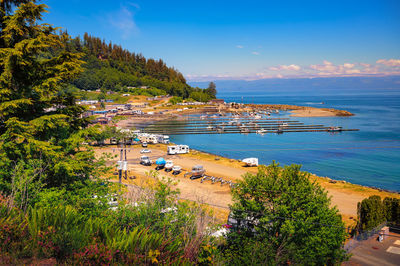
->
176, 144, 400, 195
243, 103, 354, 117
95, 142, 400, 227
100, 98, 400, 225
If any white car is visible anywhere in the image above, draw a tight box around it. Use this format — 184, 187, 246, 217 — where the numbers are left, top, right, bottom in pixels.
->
140, 149, 151, 154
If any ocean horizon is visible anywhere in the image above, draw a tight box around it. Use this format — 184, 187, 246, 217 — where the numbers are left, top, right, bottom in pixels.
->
169, 88, 400, 192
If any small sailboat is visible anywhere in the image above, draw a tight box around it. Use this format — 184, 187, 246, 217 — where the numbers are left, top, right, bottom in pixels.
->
256, 128, 267, 134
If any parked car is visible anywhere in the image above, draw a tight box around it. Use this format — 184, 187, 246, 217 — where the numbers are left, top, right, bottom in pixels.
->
140, 149, 151, 154
140, 156, 152, 166
142, 142, 148, 147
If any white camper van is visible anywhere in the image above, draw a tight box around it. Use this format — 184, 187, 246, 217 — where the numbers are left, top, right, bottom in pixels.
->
156, 135, 170, 144
167, 145, 189, 155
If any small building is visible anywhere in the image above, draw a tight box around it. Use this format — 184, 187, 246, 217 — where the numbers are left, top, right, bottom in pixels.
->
209, 99, 225, 105
94, 116, 111, 125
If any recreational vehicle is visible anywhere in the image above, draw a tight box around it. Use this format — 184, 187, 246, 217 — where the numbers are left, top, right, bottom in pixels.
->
167, 145, 190, 155
242, 158, 259, 167
156, 135, 170, 144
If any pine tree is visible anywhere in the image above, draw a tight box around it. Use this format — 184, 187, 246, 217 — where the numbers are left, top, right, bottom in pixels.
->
0, 1, 104, 193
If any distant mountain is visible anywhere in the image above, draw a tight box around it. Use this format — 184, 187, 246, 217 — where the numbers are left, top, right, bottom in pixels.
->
189, 76, 400, 94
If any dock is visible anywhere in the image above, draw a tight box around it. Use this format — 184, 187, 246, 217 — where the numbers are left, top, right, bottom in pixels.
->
138, 117, 359, 135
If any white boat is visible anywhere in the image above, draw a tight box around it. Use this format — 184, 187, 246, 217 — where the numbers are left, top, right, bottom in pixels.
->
328, 126, 342, 132
207, 125, 214, 130
242, 158, 258, 167
256, 128, 267, 134
172, 165, 182, 174
165, 160, 174, 171
254, 115, 262, 119
187, 165, 205, 179
240, 127, 250, 133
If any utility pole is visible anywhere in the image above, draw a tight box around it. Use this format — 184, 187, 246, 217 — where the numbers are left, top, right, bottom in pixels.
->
113, 139, 131, 183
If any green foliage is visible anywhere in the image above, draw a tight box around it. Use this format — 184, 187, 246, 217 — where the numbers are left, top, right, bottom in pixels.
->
205, 82, 217, 98
223, 162, 348, 265
383, 197, 400, 225
357, 195, 385, 231
189, 91, 213, 102
169, 96, 183, 105
0, 1, 104, 192
62, 33, 216, 99
0, 174, 214, 264
0, 197, 30, 260
357, 196, 400, 230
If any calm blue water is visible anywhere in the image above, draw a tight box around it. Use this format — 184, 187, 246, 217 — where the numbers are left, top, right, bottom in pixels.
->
170, 90, 400, 192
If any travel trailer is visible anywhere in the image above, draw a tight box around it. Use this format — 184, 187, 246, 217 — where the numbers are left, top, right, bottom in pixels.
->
242, 158, 259, 167
167, 145, 189, 155
156, 135, 170, 144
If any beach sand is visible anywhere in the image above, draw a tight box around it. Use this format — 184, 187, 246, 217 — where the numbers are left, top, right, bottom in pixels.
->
290, 109, 337, 117
95, 144, 399, 226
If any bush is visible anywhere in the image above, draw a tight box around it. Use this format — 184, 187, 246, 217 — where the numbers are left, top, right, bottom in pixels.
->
357, 196, 400, 230
222, 162, 348, 265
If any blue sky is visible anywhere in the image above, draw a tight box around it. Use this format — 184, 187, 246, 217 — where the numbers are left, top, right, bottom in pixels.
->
42, 0, 400, 80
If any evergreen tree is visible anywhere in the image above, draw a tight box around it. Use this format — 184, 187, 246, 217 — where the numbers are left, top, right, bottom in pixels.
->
205, 81, 217, 98
357, 195, 385, 231
0, 1, 105, 197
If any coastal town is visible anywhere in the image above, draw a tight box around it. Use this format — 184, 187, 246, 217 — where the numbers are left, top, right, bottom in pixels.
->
82, 93, 395, 222
1, 1, 399, 264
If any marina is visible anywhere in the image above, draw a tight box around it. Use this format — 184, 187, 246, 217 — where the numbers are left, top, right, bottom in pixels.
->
138, 116, 359, 135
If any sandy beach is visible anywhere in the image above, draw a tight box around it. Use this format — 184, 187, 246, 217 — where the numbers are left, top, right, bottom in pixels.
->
91, 97, 397, 226
95, 144, 399, 226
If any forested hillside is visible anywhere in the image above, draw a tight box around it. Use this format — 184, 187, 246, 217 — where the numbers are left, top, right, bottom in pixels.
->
63, 33, 216, 100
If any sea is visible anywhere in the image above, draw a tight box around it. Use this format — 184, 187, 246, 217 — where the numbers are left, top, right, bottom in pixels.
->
169, 89, 400, 192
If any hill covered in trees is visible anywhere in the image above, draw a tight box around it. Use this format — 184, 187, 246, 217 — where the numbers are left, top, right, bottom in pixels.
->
63, 33, 216, 101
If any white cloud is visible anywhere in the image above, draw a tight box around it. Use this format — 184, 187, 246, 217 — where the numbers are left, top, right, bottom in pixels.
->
376, 59, 400, 67
108, 4, 140, 39
323, 60, 333, 65
310, 60, 338, 72
345, 69, 361, 74
343, 63, 355, 69
360, 63, 371, 68
236, 45, 244, 49
185, 59, 400, 81
269, 64, 301, 71
252, 51, 260, 55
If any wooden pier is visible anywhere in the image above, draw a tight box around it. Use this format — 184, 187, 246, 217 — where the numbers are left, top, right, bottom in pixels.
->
140, 117, 359, 135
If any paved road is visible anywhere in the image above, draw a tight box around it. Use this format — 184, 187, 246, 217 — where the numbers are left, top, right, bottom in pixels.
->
343, 232, 400, 266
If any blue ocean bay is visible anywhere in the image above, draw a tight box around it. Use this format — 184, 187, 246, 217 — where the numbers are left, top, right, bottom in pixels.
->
169, 90, 400, 191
